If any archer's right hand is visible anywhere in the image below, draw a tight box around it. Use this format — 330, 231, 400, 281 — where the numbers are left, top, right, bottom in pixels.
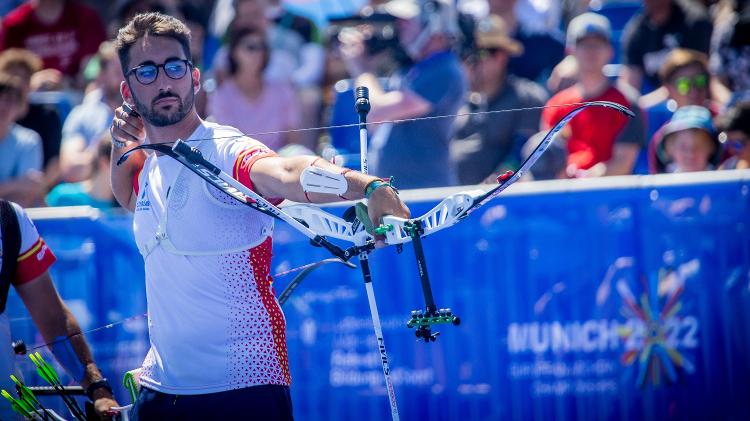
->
111, 103, 145, 149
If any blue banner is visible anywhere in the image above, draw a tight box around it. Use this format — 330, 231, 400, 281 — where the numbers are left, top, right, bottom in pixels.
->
7, 172, 750, 420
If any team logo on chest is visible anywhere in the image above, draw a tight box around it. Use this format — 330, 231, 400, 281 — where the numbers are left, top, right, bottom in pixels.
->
136, 181, 152, 212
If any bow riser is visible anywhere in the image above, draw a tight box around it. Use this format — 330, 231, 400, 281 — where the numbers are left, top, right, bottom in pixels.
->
284, 204, 370, 245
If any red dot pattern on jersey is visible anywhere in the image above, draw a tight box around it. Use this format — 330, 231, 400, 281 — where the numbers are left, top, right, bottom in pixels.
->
249, 237, 292, 385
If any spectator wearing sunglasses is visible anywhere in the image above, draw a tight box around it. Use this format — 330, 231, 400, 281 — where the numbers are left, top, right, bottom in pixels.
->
650, 105, 722, 173
207, 27, 301, 152
642, 49, 720, 137
451, 14, 548, 185
717, 101, 750, 170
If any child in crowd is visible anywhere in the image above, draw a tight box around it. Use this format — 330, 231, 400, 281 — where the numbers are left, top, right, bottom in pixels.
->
651, 106, 722, 173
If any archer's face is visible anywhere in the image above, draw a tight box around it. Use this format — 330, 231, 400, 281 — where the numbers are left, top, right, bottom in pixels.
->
124, 35, 197, 127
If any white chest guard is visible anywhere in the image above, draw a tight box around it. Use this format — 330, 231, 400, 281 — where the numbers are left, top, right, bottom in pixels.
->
137, 141, 274, 258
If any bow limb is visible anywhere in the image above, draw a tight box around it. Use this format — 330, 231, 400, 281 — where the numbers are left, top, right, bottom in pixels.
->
379, 101, 635, 245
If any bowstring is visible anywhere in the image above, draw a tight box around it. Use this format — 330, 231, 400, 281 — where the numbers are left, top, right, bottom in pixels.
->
145, 102, 590, 145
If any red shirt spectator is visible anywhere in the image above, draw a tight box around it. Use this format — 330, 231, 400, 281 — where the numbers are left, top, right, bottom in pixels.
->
541, 85, 636, 171
0, 0, 106, 77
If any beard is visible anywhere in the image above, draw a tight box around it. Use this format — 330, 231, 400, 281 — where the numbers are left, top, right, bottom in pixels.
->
133, 87, 195, 127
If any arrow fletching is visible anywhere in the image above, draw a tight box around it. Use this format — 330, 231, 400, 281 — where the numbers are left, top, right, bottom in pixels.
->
2, 389, 33, 418
10, 375, 42, 410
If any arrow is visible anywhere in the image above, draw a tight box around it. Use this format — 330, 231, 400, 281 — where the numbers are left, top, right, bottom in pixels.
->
29, 353, 86, 421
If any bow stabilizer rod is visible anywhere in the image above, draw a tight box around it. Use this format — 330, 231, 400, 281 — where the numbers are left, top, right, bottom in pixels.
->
403, 220, 460, 342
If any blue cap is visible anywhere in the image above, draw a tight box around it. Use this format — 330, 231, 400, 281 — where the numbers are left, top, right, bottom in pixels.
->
657, 105, 722, 168
661, 106, 716, 138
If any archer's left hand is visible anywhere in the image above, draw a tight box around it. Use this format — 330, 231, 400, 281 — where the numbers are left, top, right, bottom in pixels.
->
367, 186, 410, 248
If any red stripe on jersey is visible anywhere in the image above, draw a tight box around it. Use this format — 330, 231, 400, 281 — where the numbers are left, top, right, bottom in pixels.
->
248, 237, 291, 385
233, 147, 284, 206
14, 238, 56, 286
133, 165, 144, 196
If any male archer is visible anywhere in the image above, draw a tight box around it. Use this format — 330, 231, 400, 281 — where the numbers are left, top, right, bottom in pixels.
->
109, 12, 410, 419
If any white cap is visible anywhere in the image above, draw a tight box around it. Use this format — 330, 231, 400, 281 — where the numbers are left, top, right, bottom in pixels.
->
566, 12, 612, 49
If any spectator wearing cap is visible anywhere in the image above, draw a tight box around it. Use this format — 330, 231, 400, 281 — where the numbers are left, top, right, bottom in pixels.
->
717, 101, 750, 170
0, 0, 107, 84
619, 0, 713, 94
541, 13, 645, 178
488, 0, 565, 84
0, 74, 46, 207
58, 41, 123, 183
451, 14, 548, 185
339, 0, 468, 188
650, 105, 721, 173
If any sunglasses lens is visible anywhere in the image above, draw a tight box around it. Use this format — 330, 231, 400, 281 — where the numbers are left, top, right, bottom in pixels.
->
676, 78, 690, 95
135, 65, 158, 84
694, 74, 708, 88
675, 74, 708, 95
164, 60, 188, 79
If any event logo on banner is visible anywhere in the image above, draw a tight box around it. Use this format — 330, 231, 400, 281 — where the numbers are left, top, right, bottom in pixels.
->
506, 257, 701, 396
617, 260, 700, 388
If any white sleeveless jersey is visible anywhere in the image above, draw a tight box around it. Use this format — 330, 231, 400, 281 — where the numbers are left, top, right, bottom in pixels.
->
132, 121, 290, 395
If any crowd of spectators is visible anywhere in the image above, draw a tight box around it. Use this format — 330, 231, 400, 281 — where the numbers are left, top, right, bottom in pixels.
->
0, 0, 749, 209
